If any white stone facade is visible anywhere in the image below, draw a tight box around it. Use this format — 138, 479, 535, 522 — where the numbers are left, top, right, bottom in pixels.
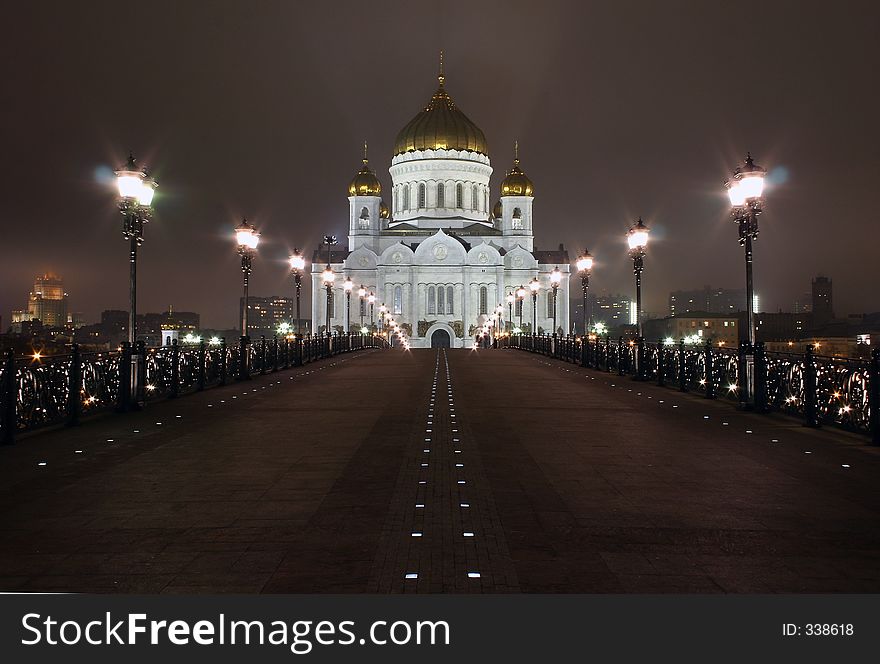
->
312, 138, 569, 348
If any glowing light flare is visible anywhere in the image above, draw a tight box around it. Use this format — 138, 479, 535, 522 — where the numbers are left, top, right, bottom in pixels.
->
343, 278, 354, 293
289, 254, 306, 271
529, 279, 540, 293
576, 253, 594, 272
321, 268, 335, 285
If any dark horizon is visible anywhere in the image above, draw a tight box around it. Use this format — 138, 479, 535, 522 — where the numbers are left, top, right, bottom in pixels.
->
2, 0, 878, 329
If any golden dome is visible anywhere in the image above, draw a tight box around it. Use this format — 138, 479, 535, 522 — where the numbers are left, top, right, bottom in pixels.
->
379, 201, 390, 219
492, 200, 502, 219
393, 56, 488, 156
500, 142, 534, 197
349, 142, 382, 196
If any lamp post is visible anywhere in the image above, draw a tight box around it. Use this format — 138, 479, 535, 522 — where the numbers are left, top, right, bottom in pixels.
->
506, 293, 514, 332
495, 304, 504, 337
576, 250, 594, 337
627, 218, 650, 337
550, 268, 562, 336
114, 153, 156, 406
529, 279, 540, 334
234, 218, 260, 380
321, 266, 334, 334
516, 285, 527, 331
368, 292, 376, 331
289, 250, 306, 335
726, 153, 766, 349
343, 277, 353, 333
358, 285, 366, 330
378, 303, 387, 335
726, 153, 767, 407
321, 235, 338, 335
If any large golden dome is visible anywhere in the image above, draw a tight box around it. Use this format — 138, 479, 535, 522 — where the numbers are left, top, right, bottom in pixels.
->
348, 147, 382, 196
393, 61, 488, 156
500, 143, 534, 197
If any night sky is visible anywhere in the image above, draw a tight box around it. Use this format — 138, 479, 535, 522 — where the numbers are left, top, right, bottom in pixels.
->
3, 0, 878, 329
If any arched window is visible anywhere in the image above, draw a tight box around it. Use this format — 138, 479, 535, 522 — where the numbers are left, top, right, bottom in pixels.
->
472, 185, 479, 211
484, 190, 489, 212
327, 290, 334, 320
418, 183, 426, 208
479, 286, 488, 315
446, 286, 454, 315
437, 183, 445, 208
359, 206, 370, 230
359, 297, 366, 316
456, 183, 463, 208
393, 286, 403, 314
427, 286, 436, 314
516, 298, 523, 317
403, 185, 410, 209
395, 186, 399, 212
437, 286, 445, 314
512, 207, 523, 229
547, 292, 555, 318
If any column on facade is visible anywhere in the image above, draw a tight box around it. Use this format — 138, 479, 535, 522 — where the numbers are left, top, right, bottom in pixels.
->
417, 283, 426, 338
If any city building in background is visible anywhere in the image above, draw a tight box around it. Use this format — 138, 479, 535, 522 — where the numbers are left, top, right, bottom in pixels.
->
812, 275, 834, 326
643, 312, 741, 345
668, 285, 745, 317
10, 273, 69, 331
240, 296, 295, 339
593, 294, 635, 328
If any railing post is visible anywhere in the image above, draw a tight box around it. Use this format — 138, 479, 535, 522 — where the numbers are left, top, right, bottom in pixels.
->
259, 335, 267, 375
657, 341, 665, 387
2, 348, 16, 445
197, 340, 206, 391
219, 337, 227, 385
737, 341, 751, 409
272, 336, 279, 372
754, 342, 768, 413
869, 348, 880, 445
581, 336, 588, 368
117, 342, 132, 411
678, 339, 688, 392
169, 338, 180, 399
66, 343, 82, 427
283, 338, 290, 369
803, 344, 820, 428
704, 339, 715, 399
136, 341, 146, 407
636, 337, 646, 381
238, 336, 249, 380
618, 337, 625, 376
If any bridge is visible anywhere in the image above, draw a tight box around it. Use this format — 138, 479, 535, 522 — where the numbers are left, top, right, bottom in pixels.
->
1, 335, 879, 593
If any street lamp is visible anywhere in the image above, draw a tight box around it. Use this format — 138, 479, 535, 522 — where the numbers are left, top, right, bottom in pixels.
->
235, 218, 260, 380
322, 266, 335, 334
726, 153, 766, 348
549, 268, 562, 336
576, 250, 594, 336
343, 277, 354, 333
289, 250, 306, 335
516, 285, 527, 331
529, 279, 540, 334
114, 152, 156, 406
321, 235, 338, 335
627, 217, 649, 337
506, 293, 515, 332
368, 292, 376, 331
358, 285, 367, 330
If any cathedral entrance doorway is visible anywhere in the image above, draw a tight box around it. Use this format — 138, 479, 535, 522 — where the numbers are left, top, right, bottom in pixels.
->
430, 329, 451, 348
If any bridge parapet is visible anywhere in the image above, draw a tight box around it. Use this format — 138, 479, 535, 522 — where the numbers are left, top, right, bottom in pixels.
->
0, 333, 388, 444
500, 334, 879, 444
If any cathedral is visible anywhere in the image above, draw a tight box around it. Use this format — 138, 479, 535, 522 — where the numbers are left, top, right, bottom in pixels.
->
311, 60, 570, 348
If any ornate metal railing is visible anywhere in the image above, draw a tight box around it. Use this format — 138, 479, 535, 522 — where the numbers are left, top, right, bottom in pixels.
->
500, 334, 880, 443
0, 332, 388, 444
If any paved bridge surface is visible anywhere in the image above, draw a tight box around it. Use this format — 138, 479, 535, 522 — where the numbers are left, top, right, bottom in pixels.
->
1, 348, 879, 593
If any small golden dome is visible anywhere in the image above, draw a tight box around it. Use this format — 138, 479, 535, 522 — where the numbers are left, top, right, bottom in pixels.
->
492, 200, 502, 219
349, 142, 382, 196
380, 201, 390, 219
500, 142, 534, 197
393, 55, 488, 156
